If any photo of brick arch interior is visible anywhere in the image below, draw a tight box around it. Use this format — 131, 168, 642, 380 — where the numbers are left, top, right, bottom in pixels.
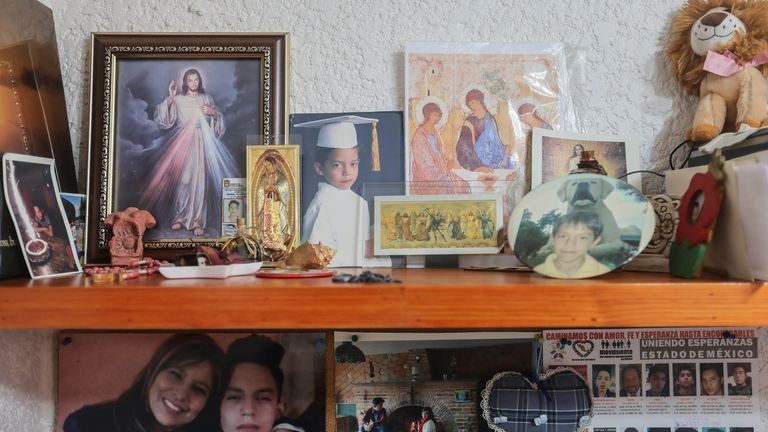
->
2, 154, 80, 278
334, 332, 534, 432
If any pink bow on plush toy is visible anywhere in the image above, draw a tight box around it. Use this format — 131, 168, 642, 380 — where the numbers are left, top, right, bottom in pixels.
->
704, 50, 768, 77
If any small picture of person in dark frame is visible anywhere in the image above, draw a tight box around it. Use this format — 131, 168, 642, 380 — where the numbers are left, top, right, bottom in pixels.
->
225, 199, 242, 223
672, 363, 697, 396
727, 362, 752, 396
645, 363, 670, 397
619, 363, 642, 397
592, 364, 616, 398
700, 363, 724, 396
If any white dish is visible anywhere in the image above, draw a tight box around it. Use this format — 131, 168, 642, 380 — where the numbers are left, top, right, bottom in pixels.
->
158, 261, 263, 279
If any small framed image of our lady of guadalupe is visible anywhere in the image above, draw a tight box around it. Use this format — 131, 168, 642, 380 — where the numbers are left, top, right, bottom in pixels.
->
246, 145, 300, 258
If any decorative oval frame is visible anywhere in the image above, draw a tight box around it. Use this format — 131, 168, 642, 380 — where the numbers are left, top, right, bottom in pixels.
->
507, 173, 655, 279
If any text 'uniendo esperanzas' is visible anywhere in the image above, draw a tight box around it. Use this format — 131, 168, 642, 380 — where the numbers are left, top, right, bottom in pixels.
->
639, 337, 757, 360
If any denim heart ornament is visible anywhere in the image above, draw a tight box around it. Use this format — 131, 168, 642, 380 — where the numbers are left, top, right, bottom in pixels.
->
572, 340, 595, 358
481, 368, 593, 432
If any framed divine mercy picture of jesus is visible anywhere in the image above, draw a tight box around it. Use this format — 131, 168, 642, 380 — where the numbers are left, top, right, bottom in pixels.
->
84, 33, 288, 263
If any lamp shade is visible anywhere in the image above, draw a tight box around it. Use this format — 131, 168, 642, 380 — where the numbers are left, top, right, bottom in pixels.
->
335, 337, 365, 363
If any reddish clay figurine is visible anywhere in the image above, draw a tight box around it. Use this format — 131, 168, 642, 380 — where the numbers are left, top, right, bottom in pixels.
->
103, 207, 156, 265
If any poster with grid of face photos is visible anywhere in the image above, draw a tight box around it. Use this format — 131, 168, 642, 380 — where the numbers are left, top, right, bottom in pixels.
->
543, 328, 759, 431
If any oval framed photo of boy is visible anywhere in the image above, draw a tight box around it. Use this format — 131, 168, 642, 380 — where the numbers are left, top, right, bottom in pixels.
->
507, 173, 654, 279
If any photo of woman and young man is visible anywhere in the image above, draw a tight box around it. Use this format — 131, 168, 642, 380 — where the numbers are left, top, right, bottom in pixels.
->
57, 332, 325, 432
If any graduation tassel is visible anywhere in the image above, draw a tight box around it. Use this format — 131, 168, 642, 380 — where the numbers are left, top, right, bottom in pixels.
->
371, 121, 381, 171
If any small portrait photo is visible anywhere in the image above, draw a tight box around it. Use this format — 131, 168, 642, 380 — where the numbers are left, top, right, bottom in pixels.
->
532, 129, 641, 189
2, 154, 81, 278
672, 363, 697, 396
700, 363, 725, 396
644, 363, 670, 397
224, 199, 242, 223
727, 362, 752, 396
592, 364, 616, 398
57, 332, 326, 432
619, 364, 642, 397
702, 428, 726, 432
676, 428, 698, 432
508, 173, 654, 278
291, 112, 404, 268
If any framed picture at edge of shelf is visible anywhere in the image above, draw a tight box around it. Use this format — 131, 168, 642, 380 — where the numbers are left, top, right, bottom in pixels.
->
57, 332, 328, 432
0, 0, 79, 279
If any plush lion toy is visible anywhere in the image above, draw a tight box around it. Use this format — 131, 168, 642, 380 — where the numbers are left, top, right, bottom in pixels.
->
667, 0, 768, 142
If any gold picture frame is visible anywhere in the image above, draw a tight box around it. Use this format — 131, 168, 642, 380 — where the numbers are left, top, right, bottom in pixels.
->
374, 193, 503, 255
246, 145, 300, 255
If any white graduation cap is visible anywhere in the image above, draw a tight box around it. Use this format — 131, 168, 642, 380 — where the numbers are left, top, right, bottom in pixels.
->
294, 115, 381, 171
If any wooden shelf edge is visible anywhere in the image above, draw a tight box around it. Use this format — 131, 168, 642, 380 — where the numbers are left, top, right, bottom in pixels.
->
0, 269, 765, 329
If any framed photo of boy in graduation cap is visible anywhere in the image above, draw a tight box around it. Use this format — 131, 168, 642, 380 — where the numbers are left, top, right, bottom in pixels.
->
290, 112, 405, 267
85, 33, 288, 263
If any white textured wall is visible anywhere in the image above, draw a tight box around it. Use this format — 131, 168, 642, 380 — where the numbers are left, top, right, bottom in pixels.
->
48, 0, 694, 193
0, 330, 56, 432
2, 0, 729, 430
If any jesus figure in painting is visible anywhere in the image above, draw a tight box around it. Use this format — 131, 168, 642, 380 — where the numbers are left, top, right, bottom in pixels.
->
140, 68, 237, 237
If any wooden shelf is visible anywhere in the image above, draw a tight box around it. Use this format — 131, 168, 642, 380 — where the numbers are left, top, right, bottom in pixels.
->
0, 269, 765, 330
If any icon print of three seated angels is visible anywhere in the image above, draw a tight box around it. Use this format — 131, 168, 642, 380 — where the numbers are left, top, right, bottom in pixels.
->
405, 42, 575, 220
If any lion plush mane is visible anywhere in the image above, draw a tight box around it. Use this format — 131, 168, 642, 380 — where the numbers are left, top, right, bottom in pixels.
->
667, 0, 768, 94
